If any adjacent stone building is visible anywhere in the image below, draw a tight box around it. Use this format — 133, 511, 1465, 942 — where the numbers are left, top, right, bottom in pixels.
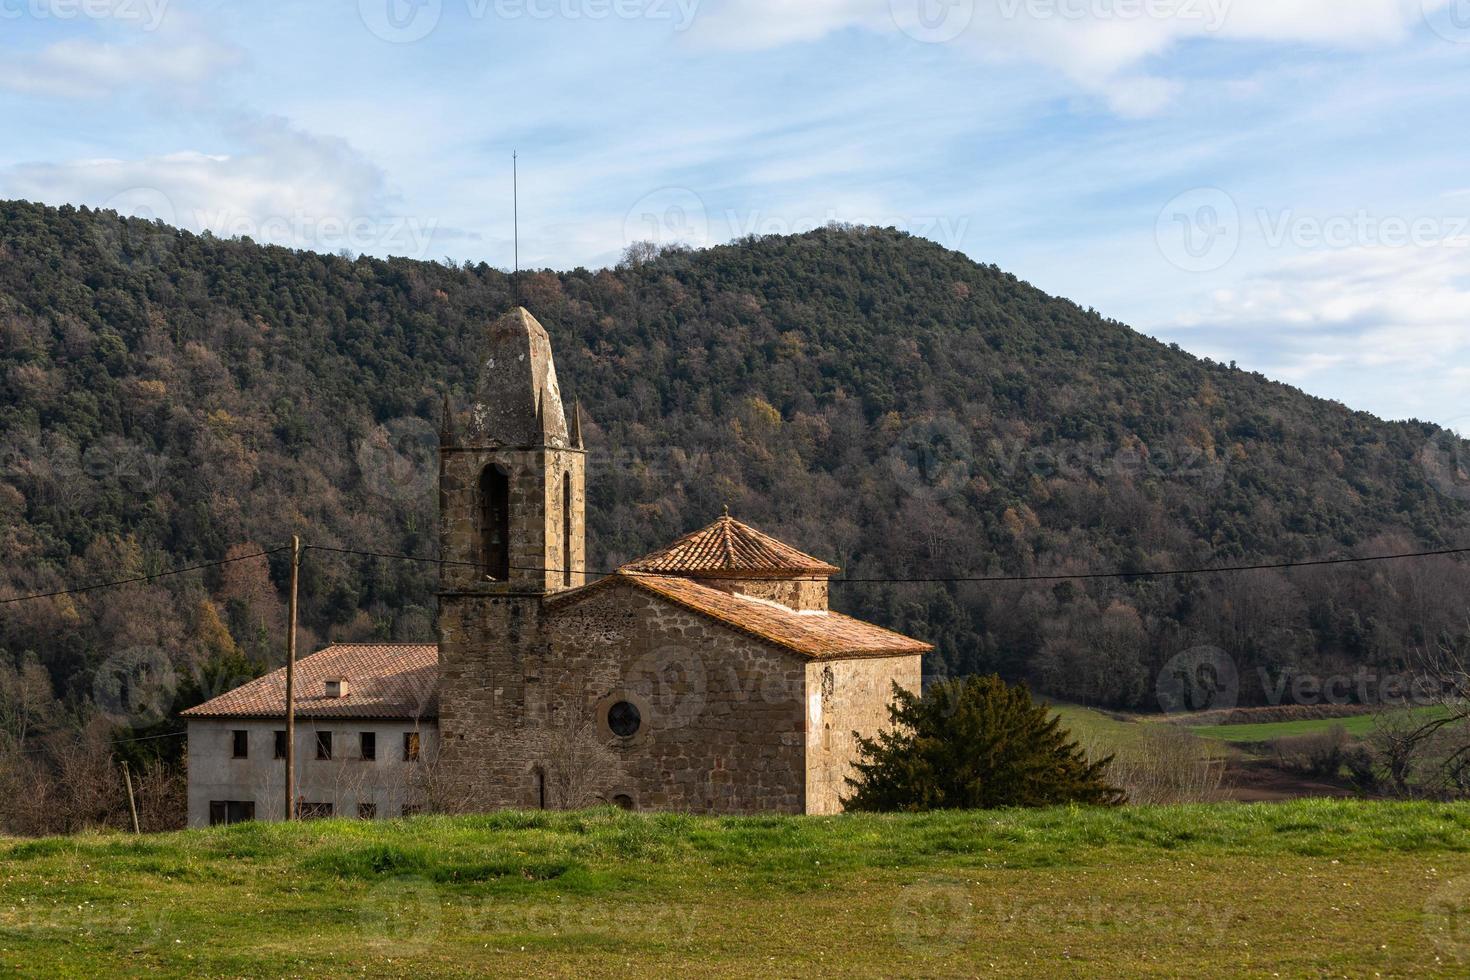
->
184, 307, 929, 821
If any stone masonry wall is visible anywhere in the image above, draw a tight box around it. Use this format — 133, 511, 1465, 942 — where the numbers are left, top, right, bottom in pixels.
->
803, 654, 921, 815
437, 583, 809, 814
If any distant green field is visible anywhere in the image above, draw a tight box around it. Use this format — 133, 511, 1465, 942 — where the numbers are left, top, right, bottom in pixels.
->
4, 802, 1470, 977
1047, 702, 1151, 747
1187, 706, 1450, 744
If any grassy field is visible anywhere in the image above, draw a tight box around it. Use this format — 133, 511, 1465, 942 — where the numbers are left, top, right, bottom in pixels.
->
1186, 706, 1450, 744
4, 802, 1470, 977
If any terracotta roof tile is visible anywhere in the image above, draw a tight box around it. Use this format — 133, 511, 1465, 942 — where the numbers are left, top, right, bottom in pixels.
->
181, 643, 438, 720
549, 572, 930, 660
621, 514, 840, 578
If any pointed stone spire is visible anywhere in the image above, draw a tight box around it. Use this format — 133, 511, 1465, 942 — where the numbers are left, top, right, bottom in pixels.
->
570, 399, 584, 450
440, 391, 456, 448
464, 307, 570, 448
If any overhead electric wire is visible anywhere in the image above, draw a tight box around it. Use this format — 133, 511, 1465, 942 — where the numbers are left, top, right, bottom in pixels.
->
0, 546, 291, 606
306, 542, 1470, 586
5, 540, 1469, 607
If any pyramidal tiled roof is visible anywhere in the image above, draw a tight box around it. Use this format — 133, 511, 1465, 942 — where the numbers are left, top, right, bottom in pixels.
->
181, 643, 438, 720
620, 514, 840, 578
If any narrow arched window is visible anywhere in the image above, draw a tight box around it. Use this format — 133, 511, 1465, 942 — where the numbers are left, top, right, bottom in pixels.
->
479, 465, 510, 580
562, 471, 573, 586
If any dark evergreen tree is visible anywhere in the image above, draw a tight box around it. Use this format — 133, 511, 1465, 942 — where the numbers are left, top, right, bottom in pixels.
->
843, 676, 1123, 810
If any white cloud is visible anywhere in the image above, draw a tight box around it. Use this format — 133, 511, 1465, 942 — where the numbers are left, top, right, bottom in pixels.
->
1171, 243, 1470, 420
0, 117, 443, 259
690, 0, 1452, 115
0, 11, 239, 99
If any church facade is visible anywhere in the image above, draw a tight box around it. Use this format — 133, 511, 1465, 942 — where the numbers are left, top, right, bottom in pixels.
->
184, 307, 928, 821
434, 308, 928, 815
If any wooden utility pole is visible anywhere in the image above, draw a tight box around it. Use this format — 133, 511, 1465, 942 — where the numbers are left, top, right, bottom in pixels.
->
283, 535, 300, 821
121, 761, 140, 834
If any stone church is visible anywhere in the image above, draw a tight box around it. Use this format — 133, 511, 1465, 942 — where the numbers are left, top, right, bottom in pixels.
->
184, 307, 928, 821
435, 307, 929, 814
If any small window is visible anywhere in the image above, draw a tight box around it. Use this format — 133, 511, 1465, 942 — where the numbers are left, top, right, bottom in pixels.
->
360, 732, 376, 761
274, 730, 287, 760
316, 731, 333, 760
208, 801, 255, 826
358, 802, 377, 820
231, 730, 249, 759
607, 701, 641, 738
611, 793, 635, 811
299, 802, 333, 820
403, 732, 421, 762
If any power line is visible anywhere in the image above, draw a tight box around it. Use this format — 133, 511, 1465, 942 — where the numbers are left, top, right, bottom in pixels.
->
4, 540, 1468, 608
306, 542, 1470, 586
0, 546, 290, 606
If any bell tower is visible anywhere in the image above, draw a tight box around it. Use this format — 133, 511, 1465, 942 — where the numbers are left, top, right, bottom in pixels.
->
439, 307, 586, 594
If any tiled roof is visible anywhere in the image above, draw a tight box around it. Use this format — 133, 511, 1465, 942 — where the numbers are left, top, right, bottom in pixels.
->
621, 514, 841, 578
548, 572, 930, 660
181, 643, 438, 720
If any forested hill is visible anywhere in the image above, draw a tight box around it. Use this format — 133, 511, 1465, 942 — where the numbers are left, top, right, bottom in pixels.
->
2, 198, 1468, 718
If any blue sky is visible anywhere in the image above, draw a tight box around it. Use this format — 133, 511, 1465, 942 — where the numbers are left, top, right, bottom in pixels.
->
2, 0, 1469, 426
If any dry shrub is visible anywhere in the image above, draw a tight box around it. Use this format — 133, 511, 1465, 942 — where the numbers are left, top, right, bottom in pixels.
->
1081, 726, 1227, 805
1272, 726, 1350, 779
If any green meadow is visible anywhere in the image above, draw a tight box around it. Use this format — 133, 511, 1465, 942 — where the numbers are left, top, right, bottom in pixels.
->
4, 802, 1470, 978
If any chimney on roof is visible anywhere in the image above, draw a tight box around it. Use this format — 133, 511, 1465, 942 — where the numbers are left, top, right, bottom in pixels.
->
324, 678, 349, 699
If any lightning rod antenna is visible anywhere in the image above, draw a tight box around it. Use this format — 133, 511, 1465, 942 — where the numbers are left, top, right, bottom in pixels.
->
513, 150, 519, 274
